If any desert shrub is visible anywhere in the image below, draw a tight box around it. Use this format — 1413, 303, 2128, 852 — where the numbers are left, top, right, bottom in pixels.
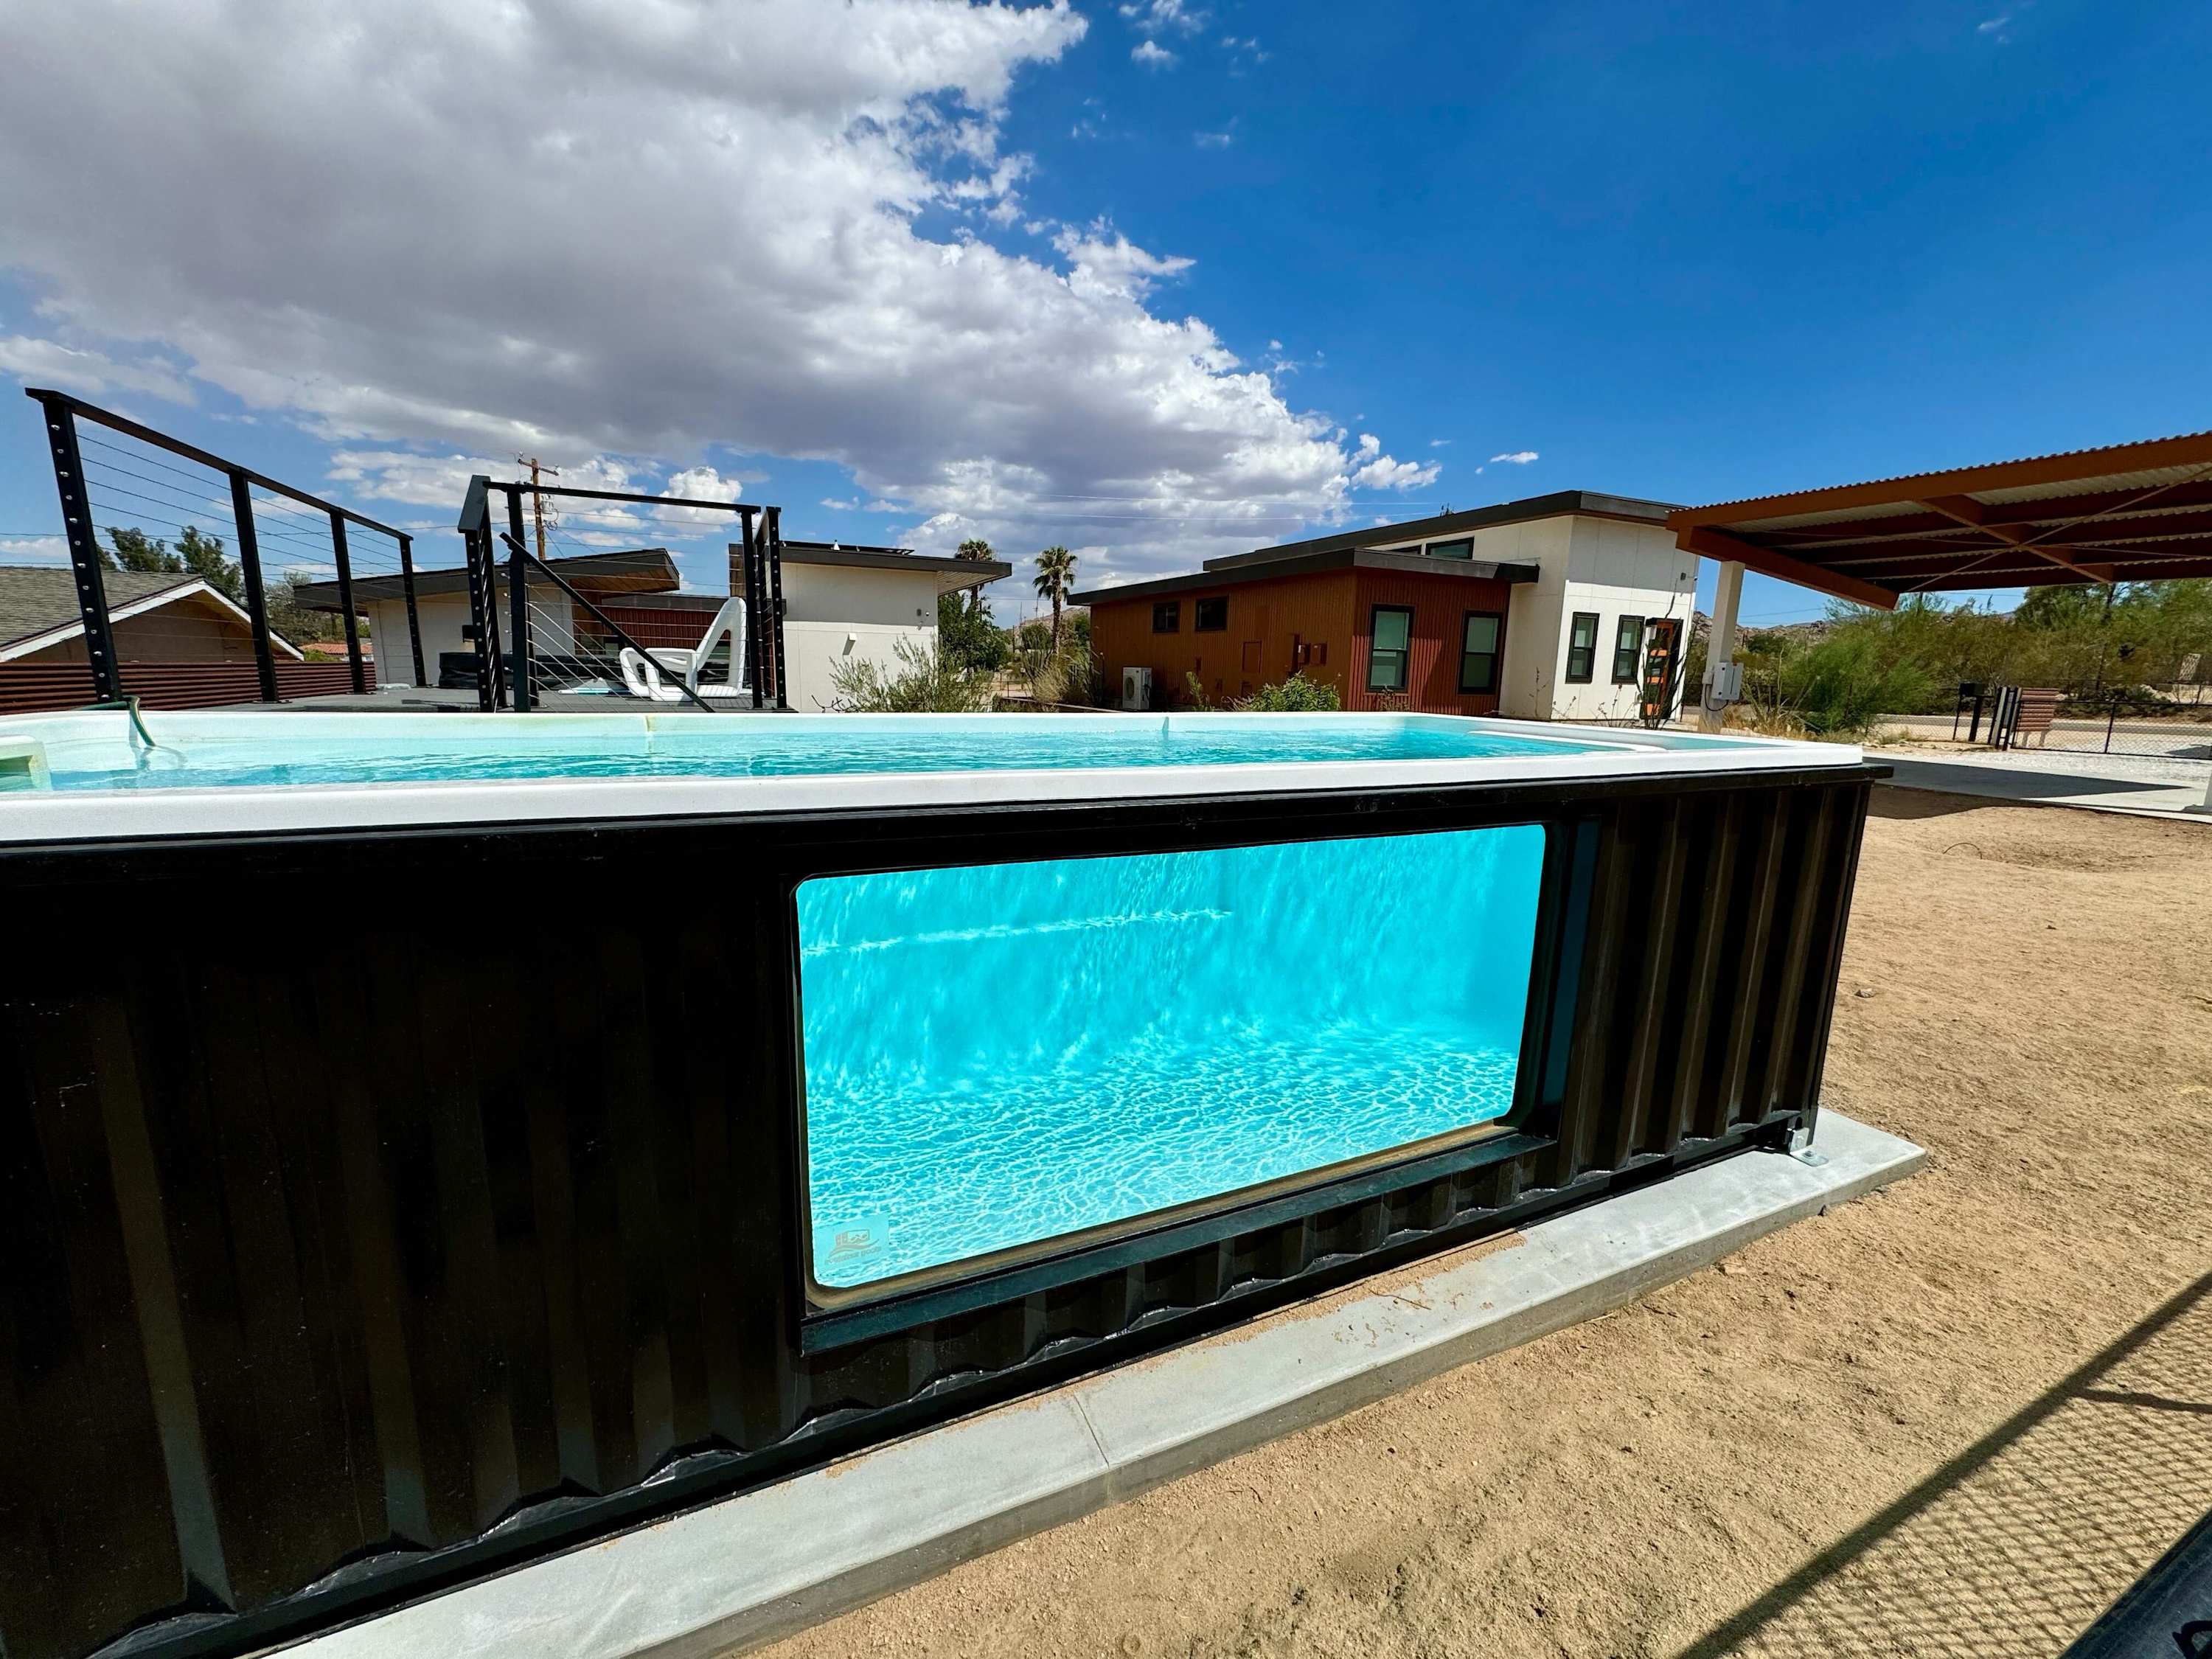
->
1012, 638, 1096, 706
1238, 672, 1342, 712
1778, 632, 1935, 734
827, 636, 992, 712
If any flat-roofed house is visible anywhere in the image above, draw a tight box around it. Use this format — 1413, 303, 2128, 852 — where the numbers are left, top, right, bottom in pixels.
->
1074, 491, 1695, 721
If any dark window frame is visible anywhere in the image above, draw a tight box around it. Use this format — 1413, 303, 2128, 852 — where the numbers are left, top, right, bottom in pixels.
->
1565, 611, 1599, 684
1611, 615, 1645, 685
1194, 596, 1228, 633
1152, 600, 1180, 634
1366, 604, 1413, 693
1458, 608, 1505, 695
1425, 538, 1473, 560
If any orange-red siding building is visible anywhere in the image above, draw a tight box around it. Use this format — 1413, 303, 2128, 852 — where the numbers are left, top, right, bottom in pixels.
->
1077, 492, 1697, 720
1082, 547, 1533, 713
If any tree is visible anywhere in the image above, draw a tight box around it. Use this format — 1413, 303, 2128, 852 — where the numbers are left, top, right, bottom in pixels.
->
1033, 545, 1077, 647
955, 538, 997, 619
176, 525, 243, 605
99, 524, 244, 605
262, 570, 344, 645
103, 526, 175, 574
936, 587, 1009, 672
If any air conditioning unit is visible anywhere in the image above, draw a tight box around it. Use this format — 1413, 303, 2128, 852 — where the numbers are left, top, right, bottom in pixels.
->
1121, 665, 1153, 711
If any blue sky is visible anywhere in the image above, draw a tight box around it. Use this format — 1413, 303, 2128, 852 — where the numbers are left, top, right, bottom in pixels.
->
1, 0, 2206, 628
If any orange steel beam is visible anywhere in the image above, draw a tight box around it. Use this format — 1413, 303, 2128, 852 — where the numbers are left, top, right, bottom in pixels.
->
1673, 525, 1899, 609
1753, 481, 2212, 545
1917, 495, 2111, 582
1672, 430, 2212, 528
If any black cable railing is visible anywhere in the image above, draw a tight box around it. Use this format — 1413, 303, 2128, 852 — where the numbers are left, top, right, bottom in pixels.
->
24, 387, 422, 706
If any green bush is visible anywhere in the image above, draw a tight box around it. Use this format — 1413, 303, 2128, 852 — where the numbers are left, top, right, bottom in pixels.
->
936, 591, 1009, 672
1239, 672, 1342, 712
827, 636, 992, 712
1778, 632, 1935, 734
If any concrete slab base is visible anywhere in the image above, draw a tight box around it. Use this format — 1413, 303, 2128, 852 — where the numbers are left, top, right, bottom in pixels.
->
293, 1112, 1927, 1659
1871, 748, 2212, 821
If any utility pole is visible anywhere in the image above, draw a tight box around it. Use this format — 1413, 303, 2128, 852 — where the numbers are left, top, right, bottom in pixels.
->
517, 456, 559, 563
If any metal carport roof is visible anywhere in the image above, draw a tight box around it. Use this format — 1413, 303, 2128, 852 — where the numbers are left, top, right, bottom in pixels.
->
1668, 430, 2212, 609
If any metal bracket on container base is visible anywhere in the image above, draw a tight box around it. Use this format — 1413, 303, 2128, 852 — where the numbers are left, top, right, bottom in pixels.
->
1785, 1121, 1829, 1168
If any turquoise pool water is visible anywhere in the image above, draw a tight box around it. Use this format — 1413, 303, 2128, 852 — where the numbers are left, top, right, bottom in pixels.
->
797, 824, 1545, 1290
35, 716, 1615, 790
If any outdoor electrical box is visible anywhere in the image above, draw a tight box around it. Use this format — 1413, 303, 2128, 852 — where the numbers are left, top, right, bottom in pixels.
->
1710, 659, 1743, 703
1121, 665, 1152, 710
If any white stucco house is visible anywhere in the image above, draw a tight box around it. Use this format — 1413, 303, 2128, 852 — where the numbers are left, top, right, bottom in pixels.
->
763, 541, 1012, 711
297, 540, 1009, 706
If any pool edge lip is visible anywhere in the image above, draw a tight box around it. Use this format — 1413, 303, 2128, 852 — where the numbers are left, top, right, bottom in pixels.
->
277, 1110, 1927, 1659
0, 720, 1866, 846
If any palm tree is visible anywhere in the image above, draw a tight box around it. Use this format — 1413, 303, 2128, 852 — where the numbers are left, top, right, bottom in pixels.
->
956, 538, 996, 619
1034, 546, 1077, 647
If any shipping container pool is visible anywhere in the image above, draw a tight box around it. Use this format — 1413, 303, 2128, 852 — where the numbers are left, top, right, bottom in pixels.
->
0, 706, 1882, 1659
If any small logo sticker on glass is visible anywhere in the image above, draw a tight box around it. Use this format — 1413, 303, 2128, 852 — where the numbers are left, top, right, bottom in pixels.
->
815, 1214, 888, 1273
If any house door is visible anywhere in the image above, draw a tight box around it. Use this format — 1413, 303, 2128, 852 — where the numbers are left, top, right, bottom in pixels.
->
1640, 618, 1683, 724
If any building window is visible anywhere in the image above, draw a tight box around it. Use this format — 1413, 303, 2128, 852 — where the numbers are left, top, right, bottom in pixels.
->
1611, 616, 1645, 684
1459, 611, 1503, 695
1367, 605, 1413, 692
1565, 611, 1599, 684
1426, 538, 1473, 560
1152, 601, 1180, 633
1194, 596, 1228, 632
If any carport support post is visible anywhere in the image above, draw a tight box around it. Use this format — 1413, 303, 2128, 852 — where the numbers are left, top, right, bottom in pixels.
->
1699, 558, 1744, 732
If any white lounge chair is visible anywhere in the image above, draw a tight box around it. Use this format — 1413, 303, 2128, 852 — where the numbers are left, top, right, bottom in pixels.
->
616, 597, 751, 703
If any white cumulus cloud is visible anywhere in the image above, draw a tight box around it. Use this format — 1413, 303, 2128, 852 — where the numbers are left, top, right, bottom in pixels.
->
0, 0, 1437, 594
1489, 450, 1540, 465
1119, 0, 1208, 34
1348, 434, 1441, 493
1131, 39, 1178, 68
0, 335, 195, 404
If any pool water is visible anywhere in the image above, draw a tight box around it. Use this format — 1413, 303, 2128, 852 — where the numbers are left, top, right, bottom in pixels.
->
798, 823, 1545, 1290
38, 715, 1616, 791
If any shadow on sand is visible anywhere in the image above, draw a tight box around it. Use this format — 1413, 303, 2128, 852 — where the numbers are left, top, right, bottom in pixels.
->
1674, 1268, 2212, 1658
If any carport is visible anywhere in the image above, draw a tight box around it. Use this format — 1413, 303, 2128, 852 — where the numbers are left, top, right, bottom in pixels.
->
1666, 431, 2212, 809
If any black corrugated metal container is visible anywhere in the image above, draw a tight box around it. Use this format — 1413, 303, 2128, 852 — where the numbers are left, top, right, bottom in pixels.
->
0, 762, 1877, 1659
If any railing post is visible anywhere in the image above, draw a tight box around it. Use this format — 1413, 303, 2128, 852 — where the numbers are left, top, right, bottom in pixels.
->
740, 509, 765, 709
765, 504, 790, 711
504, 485, 532, 712
327, 510, 366, 695
229, 470, 282, 704
31, 392, 124, 703
459, 476, 502, 711
397, 533, 428, 689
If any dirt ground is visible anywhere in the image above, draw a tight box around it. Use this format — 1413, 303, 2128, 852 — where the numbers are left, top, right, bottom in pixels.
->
754, 790, 2212, 1659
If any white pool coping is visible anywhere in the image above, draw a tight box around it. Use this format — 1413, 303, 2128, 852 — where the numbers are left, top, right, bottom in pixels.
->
286, 1110, 1924, 1659
0, 709, 1863, 844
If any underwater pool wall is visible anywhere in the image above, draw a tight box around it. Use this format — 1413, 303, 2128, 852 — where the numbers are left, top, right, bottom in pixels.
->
0, 762, 1875, 1659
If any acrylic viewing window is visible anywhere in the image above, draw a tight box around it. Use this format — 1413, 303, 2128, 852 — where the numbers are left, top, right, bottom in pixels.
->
796, 824, 1547, 1296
